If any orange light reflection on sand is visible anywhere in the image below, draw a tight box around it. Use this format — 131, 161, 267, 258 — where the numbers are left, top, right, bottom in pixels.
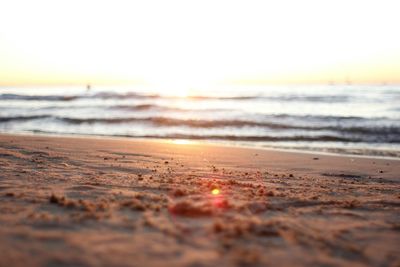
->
171, 139, 194, 145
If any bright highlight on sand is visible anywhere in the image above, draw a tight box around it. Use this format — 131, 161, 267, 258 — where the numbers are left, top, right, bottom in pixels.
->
211, 188, 220, 195
171, 139, 192, 145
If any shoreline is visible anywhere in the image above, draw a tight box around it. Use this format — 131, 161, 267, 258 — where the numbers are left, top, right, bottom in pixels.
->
0, 133, 399, 266
3, 131, 400, 161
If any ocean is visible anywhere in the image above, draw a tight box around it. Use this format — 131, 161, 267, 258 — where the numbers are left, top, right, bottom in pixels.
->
1, 85, 399, 158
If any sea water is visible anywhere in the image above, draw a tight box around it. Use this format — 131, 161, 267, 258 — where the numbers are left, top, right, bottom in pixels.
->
1, 84, 399, 158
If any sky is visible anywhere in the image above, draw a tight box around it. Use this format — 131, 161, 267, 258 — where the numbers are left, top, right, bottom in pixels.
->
0, 0, 399, 87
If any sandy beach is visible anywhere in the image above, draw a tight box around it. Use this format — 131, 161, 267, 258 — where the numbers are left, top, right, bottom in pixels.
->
0, 134, 399, 267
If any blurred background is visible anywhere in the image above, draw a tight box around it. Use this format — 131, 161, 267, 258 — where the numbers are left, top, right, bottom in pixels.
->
1, 84, 399, 157
1, 0, 399, 157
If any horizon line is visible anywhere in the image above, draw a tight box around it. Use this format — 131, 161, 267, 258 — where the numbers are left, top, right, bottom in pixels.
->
0, 81, 399, 87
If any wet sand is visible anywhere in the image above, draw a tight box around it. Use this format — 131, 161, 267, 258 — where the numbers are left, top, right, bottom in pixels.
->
0, 134, 399, 267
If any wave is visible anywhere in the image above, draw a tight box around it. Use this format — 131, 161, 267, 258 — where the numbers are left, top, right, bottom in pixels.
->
0, 92, 351, 103
1, 103, 229, 113
110, 104, 232, 112
0, 114, 396, 129
0, 94, 80, 101
21, 130, 374, 143
0, 92, 257, 101
0, 115, 51, 122
25, 129, 357, 142
0, 92, 241, 101
1, 115, 399, 141
56, 117, 400, 141
112, 104, 160, 111
108, 134, 361, 142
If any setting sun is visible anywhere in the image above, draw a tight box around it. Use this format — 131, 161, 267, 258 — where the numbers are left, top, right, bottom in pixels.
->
1, 0, 399, 86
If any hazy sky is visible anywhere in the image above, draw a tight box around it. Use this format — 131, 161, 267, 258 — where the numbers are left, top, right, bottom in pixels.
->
0, 0, 399, 86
